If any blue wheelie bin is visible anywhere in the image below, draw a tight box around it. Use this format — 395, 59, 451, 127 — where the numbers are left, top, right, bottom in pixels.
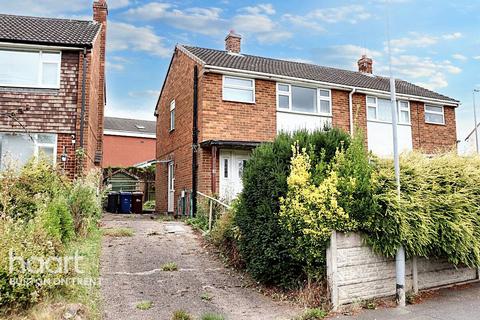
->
119, 192, 132, 214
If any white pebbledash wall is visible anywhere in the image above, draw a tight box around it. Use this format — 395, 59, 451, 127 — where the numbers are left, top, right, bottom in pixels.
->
327, 232, 479, 309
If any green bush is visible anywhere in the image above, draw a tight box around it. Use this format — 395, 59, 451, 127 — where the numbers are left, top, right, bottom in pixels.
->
40, 196, 75, 244
0, 218, 64, 311
235, 129, 350, 287
68, 171, 102, 237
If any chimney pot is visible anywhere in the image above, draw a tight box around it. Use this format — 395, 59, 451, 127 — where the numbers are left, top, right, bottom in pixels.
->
225, 30, 242, 54
358, 54, 373, 74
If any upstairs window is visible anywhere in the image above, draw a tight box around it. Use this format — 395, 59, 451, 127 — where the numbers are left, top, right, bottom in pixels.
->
222, 76, 255, 103
277, 83, 331, 115
170, 100, 175, 131
424, 105, 445, 124
0, 49, 61, 88
367, 96, 410, 124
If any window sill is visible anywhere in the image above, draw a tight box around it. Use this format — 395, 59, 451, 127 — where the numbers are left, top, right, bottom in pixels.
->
277, 109, 333, 117
222, 98, 256, 105
425, 121, 446, 126
0, 86, 60, 94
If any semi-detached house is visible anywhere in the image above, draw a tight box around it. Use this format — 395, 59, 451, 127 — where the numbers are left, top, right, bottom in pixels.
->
0, 0, 108, 177
155, 31, 459, 214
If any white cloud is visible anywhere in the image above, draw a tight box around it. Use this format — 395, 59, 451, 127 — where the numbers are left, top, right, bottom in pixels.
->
281, 57, 314, 64
232, 4, 292, 44
474, 56, 480, 60
108, 22, 170, 57
385, 55, 462, 90
443, 32, 462, 40
388, 32, 463, 52
241, 4, 276, 15
0, 0, 87, 16
452, 53, 467, 61
125, 2, 226, 35
106, 56, 130, 71
318, 44, 383, 70
286, 5, 371, 31
282, 14, 325, 32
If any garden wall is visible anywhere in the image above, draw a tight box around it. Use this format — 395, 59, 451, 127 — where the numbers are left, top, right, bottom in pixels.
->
327, 232, 479, 309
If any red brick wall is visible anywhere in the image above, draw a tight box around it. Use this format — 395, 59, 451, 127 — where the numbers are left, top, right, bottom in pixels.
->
200, 73, 277, 142
155, 49, 198, 212
103, 135, 156, 167
410, 102, 457, 153
56, 133, 76, 178
332, 89, 351, 133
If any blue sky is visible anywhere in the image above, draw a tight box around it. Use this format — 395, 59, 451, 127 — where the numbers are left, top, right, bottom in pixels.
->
1, 0, 479, 143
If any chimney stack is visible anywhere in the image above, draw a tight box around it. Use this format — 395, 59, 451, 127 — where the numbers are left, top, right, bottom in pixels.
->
225, 30, 241, 54
358, 55, 373, 74
93, 0, 108, 166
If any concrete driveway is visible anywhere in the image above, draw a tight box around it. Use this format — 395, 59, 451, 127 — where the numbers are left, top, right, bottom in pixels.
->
332, 282, 480, 320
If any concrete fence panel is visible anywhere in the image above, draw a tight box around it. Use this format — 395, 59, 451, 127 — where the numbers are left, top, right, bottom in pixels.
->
327, 231, 479, 309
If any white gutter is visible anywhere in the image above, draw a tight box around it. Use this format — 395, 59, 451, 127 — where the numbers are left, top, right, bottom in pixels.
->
348, 88, 357, 136
204, 65, 460, 107
0, 42, 85, 51
104, 130, 156, 139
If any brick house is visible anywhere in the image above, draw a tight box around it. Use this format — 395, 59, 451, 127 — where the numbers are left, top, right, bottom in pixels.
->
155, 31, 459, 214
103, 117, 156, 168
0, 0, 108, 177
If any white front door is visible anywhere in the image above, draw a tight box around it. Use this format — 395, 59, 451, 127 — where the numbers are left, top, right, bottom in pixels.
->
167, 161, 175, 212
219, 150, 250, 202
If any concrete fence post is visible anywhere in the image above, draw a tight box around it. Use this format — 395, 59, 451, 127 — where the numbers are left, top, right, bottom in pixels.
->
412, 256, 419, 294
326, 230, 339, 310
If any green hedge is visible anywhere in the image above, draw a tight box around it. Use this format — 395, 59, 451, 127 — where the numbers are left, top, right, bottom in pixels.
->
235, 129, 350, 287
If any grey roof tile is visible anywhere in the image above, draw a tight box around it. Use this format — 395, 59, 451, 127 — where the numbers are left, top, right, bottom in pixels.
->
182, 46, 458, 104
104, 117, 156, 135
0, 14, 101, 47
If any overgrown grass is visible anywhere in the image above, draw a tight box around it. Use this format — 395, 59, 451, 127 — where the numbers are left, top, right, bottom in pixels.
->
102, 227, 134, 237
294, 308, 328, 320
136, 300, 153, 310
161, 262, 178, 271
0, 227, 103, 320
200, 292, 213, 301
171, 309, 192, 320
200, 313, 225, 320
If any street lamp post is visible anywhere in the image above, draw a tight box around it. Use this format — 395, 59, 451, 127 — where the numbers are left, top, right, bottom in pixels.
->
473, 89, 480, 154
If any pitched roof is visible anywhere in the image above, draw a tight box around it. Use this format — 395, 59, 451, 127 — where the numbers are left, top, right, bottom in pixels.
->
104, 117, 156, 136
181, 46, 458, 104
0, 14, 101, 48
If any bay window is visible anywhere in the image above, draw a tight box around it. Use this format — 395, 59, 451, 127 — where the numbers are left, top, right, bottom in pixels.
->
222, 76, 255, 103
424, 105, 445, 124
366, 96, 410, 124
277, 83, 331, 115
0, 133, 57, 170
0, 49, 61, 88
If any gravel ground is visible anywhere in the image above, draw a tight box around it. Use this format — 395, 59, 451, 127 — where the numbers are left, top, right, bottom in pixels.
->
100, 213, 302, 320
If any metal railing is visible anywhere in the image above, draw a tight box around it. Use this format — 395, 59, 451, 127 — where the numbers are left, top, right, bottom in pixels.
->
196, 191, 230, 232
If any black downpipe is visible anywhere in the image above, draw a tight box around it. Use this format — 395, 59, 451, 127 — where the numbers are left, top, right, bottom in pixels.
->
192, 65, 199, 217
79, 48, 87, 148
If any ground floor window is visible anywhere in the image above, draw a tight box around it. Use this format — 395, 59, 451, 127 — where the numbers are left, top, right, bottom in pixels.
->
0, 132, 57, 170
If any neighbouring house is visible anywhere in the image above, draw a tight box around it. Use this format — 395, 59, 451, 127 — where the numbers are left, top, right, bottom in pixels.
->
0, 0, 108, 177
155, 31, 459, 213
103, 117, 156, 168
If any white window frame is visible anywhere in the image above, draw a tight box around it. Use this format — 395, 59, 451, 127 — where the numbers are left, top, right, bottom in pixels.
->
276, 83, 332, 116
34, 134, 58, 165
222, 75, 255, 103
424, 104, 445, 125
366, 96, 410, 125
0, 48, 62, 89
169, 100, 175, 131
